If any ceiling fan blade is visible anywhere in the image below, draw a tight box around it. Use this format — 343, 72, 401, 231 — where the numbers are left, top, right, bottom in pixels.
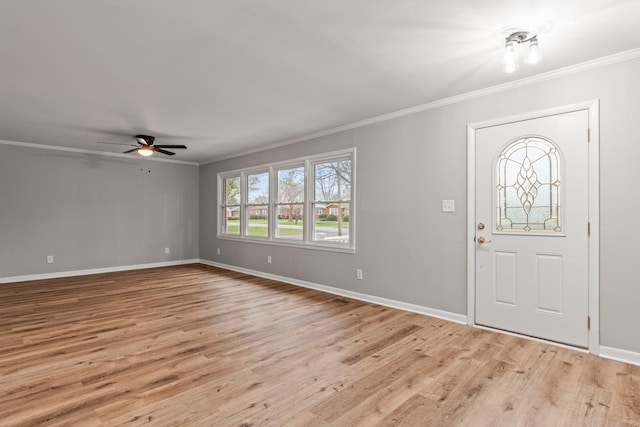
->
123, 148, 138, 154
97, 141, 137, 146
155, 148, 176, 156
154, 145, 187, 149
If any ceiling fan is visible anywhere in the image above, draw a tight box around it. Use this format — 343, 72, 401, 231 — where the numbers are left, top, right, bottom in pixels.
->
98, 134, 187, 156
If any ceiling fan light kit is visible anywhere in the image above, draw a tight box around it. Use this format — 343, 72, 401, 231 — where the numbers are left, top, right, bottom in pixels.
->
137, 147, 154, 156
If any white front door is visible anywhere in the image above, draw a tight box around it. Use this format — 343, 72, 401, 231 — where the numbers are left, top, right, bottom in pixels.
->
474, 109, 590, 348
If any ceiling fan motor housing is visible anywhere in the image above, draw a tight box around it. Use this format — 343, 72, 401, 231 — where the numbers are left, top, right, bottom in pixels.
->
135, 135, 155, 145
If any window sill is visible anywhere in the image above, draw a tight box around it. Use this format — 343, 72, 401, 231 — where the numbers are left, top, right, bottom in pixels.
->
216, 234, 356, 254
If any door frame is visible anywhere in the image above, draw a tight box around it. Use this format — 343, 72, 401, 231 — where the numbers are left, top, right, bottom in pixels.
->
466, 100, 600, 354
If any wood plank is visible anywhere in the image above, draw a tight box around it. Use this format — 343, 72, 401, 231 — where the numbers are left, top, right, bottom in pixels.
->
0, 264, 638, 426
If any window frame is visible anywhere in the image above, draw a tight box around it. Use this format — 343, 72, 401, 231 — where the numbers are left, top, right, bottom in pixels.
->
245, 168, 270, 239
309, 155, 353, 247
274, 162, 306, 242
219, 174, 241, 236
216, 148, 356, 253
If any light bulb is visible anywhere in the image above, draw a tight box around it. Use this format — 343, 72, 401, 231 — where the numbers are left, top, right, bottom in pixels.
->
138, 147, 153, 157
502, 40, 519, 74
525, 37, 542, 64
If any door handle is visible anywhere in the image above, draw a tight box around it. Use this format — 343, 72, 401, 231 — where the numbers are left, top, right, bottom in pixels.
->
477, 236, 492, 244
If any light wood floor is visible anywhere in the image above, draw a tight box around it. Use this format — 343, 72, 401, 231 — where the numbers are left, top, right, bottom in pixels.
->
1, 264, 638, 426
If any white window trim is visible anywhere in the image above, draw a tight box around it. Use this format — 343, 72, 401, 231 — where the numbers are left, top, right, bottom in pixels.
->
245, 168, 270, 240
219, 173, 242, 237
217, 148, 356, 253
273, 161, 306, 243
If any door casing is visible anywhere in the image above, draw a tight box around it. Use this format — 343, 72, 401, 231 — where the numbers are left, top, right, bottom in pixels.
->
466, 100, 600, 354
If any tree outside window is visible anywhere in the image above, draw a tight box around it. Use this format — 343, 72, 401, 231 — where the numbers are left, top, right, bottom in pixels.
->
276, 166, 304, 240
246, 172, 269, 237
313, 159, 351, 243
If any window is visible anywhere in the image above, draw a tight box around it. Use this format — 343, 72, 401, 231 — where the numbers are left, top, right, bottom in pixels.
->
217, 149, 355, 252
496, 137, 562, 233
246, 171, 269, 237
275, 166, 304, 240
312, 159, 351, 244
220, 175, 240, 235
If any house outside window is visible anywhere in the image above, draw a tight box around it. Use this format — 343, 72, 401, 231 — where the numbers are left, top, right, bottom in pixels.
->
312, 158, 351, 244
275, 165, 304, 240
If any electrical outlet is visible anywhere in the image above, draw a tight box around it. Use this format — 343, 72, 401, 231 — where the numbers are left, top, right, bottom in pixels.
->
46, 255, 54, 264
267, 255, 272, 264
356, 269, 363, 280
217, 248, 221, 255
165, 247, 170, 254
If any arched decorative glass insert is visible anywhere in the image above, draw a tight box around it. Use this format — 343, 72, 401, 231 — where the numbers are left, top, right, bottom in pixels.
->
496, 137, 562, 233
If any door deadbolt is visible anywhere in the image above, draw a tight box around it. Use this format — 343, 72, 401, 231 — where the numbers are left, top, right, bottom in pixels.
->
477, 223, 485, 230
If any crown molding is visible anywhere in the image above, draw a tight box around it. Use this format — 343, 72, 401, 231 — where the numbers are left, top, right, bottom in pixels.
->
202, 48, 640, 165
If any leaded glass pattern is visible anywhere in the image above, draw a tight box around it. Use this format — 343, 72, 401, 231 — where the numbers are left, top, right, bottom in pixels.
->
496, 137, 561, 233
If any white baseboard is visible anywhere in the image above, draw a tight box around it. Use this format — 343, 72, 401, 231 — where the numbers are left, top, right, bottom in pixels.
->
0, 259, 200, 284
600, 345, 640, 367
199, 259, 468, 325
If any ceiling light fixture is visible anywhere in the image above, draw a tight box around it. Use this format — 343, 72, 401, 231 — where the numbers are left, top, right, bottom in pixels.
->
502, 31, 542, 74
138, 147, 154, 156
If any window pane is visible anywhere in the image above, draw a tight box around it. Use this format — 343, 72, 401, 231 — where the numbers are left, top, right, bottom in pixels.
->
276, 167, 304, 240
313, 159, 351, 245
276, 204, 303, 240
278, 167, 304, 203
247, 172, 269, 204
314, 160, 351, 201
496, 137, 561, 233
247, 205, 268, 237
313, 202, 349, 244
222, 206, 240, 235
223, 177, 240, 205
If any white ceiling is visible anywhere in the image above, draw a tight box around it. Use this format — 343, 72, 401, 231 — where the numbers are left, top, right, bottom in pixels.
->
2, 0, 640, 163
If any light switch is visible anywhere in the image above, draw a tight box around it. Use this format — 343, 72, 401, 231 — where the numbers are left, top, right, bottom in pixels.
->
442, 200, 455, 213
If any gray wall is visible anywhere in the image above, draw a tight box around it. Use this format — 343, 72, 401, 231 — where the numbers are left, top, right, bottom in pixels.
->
201, 57, 640, 354
0, 144, 199, 277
